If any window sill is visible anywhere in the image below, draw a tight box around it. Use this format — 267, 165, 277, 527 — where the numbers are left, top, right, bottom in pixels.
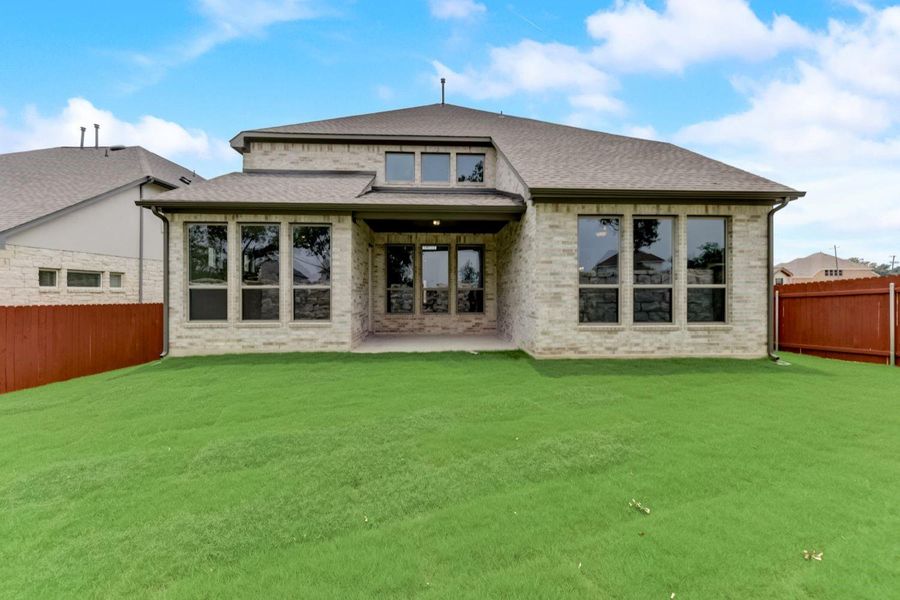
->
38, 288, 61, 293
686, 323, 732, 331
631, 324, 680, 331
183, 321, 230, 328
236, 321, 283, 328
109, 289, 125, 293
66, 287, 103, 293
289, 321, 333, 327
577, 324, 625, 332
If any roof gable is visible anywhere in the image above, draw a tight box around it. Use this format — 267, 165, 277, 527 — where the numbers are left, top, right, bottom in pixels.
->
232, 103, 802, 198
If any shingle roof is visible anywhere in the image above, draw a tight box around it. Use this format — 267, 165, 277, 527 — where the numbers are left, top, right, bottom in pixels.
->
0, 146, 200, 233
142, 171, 525, 213
775, 252, 876, 278
231, 103, 802, 196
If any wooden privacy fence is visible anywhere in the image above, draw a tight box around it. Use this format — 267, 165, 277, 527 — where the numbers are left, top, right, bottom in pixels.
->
0, 303, 163, 394
775, 276, 899, 366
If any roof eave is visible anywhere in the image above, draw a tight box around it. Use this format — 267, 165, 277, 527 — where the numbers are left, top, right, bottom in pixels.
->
230, 131, 494, 153
135, 200, 525, 216
529, 188, 806, 203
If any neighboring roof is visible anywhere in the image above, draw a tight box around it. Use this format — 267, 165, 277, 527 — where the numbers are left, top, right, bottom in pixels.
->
775, 252, 876, 277
774, 267, 794, 277
0, 146, 200, 233
141, 171, 525, 213
231, 103, 803, 199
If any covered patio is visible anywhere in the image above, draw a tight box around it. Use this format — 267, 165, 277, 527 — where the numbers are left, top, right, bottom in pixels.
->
352, 333, 517, 353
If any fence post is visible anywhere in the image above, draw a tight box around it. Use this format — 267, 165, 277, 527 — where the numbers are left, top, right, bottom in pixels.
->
774, 290, 780, 353
890, 282, 896, 367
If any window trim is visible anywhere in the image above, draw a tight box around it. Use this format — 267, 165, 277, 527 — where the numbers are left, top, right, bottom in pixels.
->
686, 216, 727, 324
291, 223, 332, 321
420, 152, 451, 183
38, 268, 59, 289
240, 222, 281, 322
577, 216, 622, 325
109, 272, 125, 290
456, 244, 485, 315
386, 243, 416, 315
186, 222, 229, 322
632, 216, 675, 325
66, 269, 103, 289
455, 152, 486, 185
421, 244, 451, 315
385, 151, 416, 183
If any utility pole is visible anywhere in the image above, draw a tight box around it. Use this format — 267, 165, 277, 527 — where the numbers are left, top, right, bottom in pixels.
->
833, 245, 839, 271
891, 255, 897, 271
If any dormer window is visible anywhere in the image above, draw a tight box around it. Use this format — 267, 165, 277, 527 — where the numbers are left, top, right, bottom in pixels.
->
385, 152, 414, 182
457, 153, 485, 183
421, 153, 450, 183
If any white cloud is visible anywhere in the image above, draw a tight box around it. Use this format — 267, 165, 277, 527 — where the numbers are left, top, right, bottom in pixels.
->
0, 98, 236, 167
375, 84, 395, 101
429, 0, 486, 20
433, 40, 623, 113
586, 0, 814, 73
675, 5, 900, 261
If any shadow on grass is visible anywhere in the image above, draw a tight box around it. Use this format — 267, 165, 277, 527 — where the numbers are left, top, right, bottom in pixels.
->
120, 349, 830, 381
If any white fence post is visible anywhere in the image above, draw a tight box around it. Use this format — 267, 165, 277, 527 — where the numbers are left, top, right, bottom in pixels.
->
775, 290, 780, 353
890, 282, 896, 367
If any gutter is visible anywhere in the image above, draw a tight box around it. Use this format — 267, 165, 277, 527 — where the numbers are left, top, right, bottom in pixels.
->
767, 197, 794, 361
149, 206, 170, 358
138, 183, 145, 303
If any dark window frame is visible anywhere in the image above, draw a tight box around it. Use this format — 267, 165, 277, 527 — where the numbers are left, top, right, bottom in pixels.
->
456, 244, 485, 314
386, 244, 416, 314
385, 152, 415, 183
632, 216, 675, 324
186, 222, 229, 321
686, 216, 727, 323
456, 153, 486, 184
240, 223, 281, 321
577, 216, 621, 324
292, 223, 332, 321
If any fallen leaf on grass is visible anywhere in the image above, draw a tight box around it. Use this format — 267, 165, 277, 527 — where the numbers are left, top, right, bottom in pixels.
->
629, 498, 651, 515
803, 549, 823, 561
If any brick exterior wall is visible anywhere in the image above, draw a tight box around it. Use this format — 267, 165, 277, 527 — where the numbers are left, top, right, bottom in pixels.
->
370, 232, 498, 335
166, 213, 354, 357
0, 243, 162, 305
529, 202, 769, 358
244, 142, 497, 188
351, 219, 374, 345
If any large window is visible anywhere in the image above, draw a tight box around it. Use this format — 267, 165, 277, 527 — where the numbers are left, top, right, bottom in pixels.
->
386, 245, 415, 314
67, 270, 101, 288
578, 217, 620, 323
633, 217, 673, 323
421, 153, 450, 183
292, 225, 331, 320
421, 245, 449, 313
187, 224, 228, 320
241, 224, 280, 320
456, 153, 484, 183
385, 152, 414, 182
457, 245, 484, 313
687, 217, 726, 322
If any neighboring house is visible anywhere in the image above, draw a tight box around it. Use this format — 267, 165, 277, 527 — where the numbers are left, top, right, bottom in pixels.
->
774, 252, 879, 284
140, 103, 804, 358
0, 146, 200, 305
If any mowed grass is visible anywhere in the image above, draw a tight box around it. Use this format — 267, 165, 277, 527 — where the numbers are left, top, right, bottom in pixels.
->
0, 352, 897, 599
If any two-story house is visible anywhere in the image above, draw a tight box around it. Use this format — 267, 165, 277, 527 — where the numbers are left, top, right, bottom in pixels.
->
140, 103, 804, 358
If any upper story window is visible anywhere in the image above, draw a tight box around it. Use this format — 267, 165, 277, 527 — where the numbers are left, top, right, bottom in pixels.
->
421, 153, 450, 183
109, 272, 124, 289
687, 217, 727, 322
578, 217, 620, 323
633, 217, 674, 323
241, 224, 280, 320
456, 153, 485, 183
187, 223, 228, 320
825, 269, 843, 277
385, 152, 415, 182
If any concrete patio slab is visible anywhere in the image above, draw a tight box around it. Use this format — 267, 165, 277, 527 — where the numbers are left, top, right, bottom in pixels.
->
353, 334, 517, 353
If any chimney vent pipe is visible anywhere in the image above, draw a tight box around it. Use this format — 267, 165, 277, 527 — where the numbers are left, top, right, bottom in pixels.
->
94, 123, 99, 149
80, 127, 86, 149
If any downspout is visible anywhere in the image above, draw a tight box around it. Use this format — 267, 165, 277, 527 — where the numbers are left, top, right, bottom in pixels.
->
138, 182, 145, 303
767, 197, 792, 361
150, 206, 169, 358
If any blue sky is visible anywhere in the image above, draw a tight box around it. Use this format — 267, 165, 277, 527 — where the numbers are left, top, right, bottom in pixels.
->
1, 0, 898, 264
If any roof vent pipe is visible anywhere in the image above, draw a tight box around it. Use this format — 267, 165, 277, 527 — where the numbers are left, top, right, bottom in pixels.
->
94, 123, 99, 149
80, 126, 86, 149
440, 77, 445, 105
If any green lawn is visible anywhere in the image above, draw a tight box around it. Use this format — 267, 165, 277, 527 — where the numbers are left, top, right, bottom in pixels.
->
1, 352, 897, 599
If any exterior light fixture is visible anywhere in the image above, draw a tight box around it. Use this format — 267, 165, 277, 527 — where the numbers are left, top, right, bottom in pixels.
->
433, 219, 441, 226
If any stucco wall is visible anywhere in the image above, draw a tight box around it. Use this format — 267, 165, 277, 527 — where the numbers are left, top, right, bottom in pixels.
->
530, 202, 769, 358
369, 232, 498, 335
243, 142, 498, 189
166, 212, 353, 357
0, 243, 162, 305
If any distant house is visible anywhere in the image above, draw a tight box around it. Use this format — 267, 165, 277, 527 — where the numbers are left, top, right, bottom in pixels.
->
774, 252, 878, 284
140, 103, 804, 358
0, 146, 200, 305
